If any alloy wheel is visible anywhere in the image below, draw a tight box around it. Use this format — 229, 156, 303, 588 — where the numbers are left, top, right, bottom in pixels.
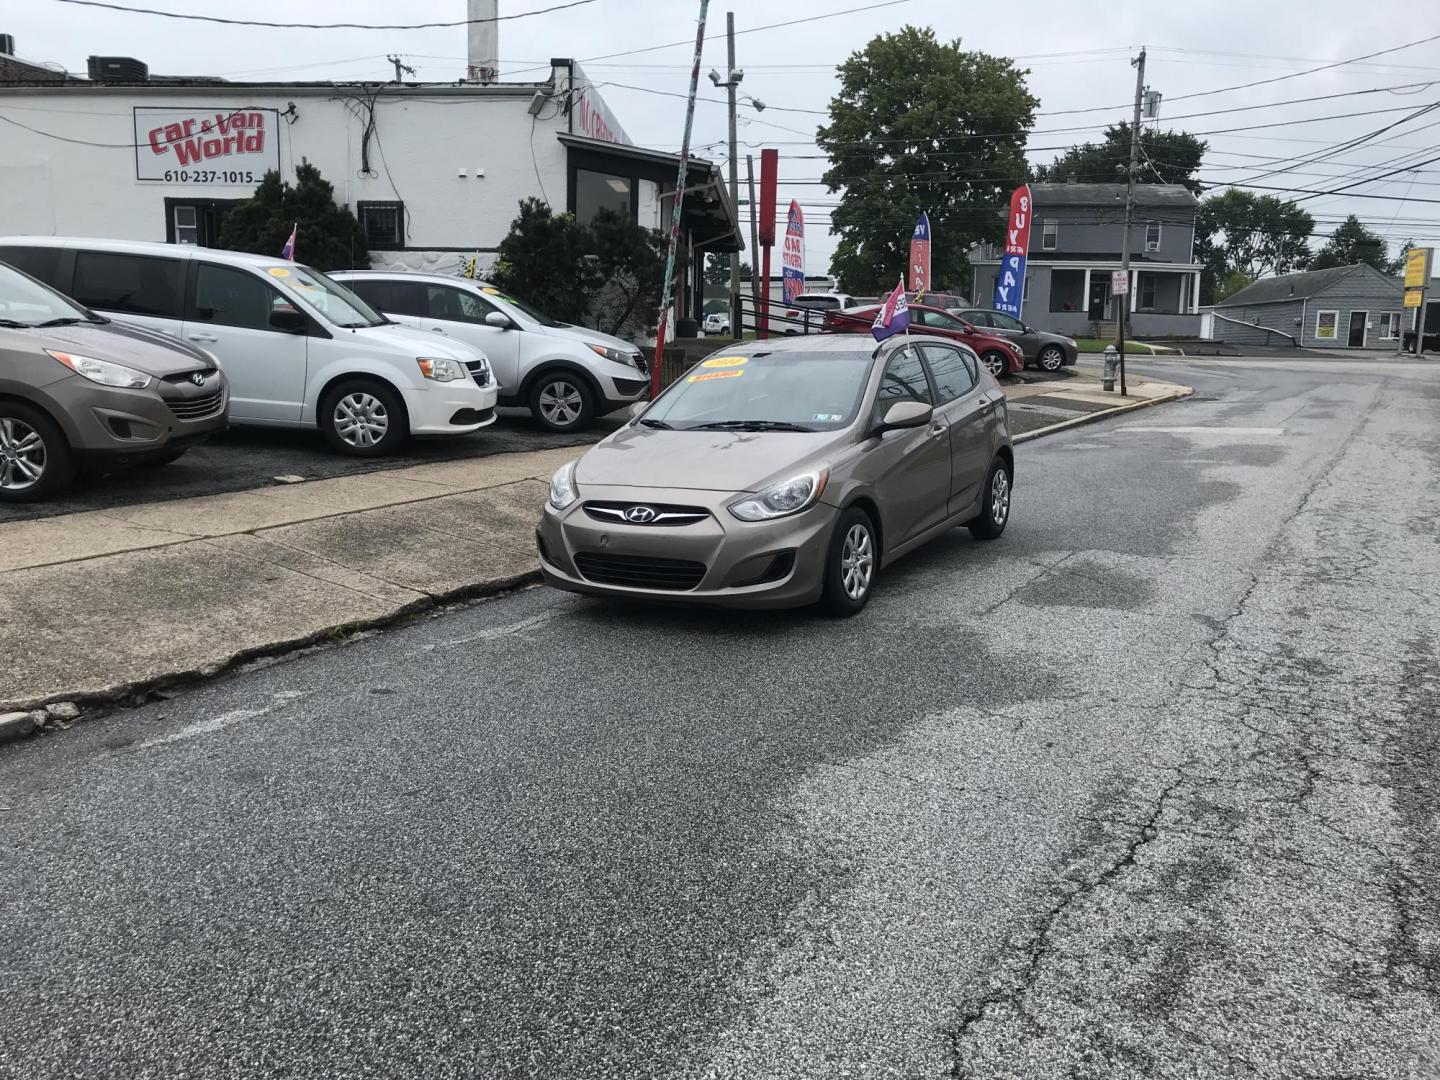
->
0, 417, 46, 492
983, 353, 1007, 378
539, 381, 584, 427
840, 523, 874, 601
991, 467, 1011, 527
1039, 347, 1064, 371
334, 392, 389, 448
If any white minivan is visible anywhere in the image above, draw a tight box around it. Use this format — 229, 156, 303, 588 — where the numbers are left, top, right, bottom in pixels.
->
334, 271, 650, 433
0, 238, 498, 456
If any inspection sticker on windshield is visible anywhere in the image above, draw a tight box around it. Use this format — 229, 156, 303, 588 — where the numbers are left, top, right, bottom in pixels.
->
700, 355, 747, 369
812, 413, 842, 422
266, 267, 291, 277
688, 368, 745, 383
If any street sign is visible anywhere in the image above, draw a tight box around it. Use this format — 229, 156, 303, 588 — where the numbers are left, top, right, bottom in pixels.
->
1111, 270, 1129, 296
1405, 289, 1424, 308
1404, 246, 1432, 289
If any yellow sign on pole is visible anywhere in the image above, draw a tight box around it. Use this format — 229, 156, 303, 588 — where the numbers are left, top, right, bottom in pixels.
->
1404, 247, 1432, 289
1404, 288, 1424, 309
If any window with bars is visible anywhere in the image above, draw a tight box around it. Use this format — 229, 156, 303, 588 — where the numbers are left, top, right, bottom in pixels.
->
357, 201, 405, 250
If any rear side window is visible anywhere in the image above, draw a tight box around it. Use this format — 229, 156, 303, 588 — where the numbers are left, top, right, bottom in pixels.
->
962, 310, 993, 328
873, 346, 932, 424
192, 263, 289, 332
425, 284, 498, 324
0, 246, 64, 289
73, 251, 184, 319
919, 344, 975, 404
348, 277, 425, 318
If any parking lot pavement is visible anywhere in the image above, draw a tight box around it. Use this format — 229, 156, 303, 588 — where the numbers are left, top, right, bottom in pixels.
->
0, 408, 625, 524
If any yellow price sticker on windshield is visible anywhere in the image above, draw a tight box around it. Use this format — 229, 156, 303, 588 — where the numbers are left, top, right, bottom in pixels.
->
701, 355, 747, 369
688, 368, 745, 383
482, 287, 501, 294
266, 267, 291, 277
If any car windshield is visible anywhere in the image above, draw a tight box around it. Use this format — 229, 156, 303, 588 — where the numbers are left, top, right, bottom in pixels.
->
644, 351, 874, 432
265, 264, 387, 328
479, 286, 567, 328
0, 262, 101, 328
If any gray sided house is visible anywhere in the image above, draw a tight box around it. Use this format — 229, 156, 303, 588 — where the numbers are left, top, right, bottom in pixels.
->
971, 183, 1202, 339
1210, 264, 1406, 349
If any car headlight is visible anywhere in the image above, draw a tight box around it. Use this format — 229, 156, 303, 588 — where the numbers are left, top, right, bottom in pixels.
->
548, 459, 579, 511
587, 342, 636, 366
46, 349, 152, 389
416, 357, 467, 383
729, 468, 828, 522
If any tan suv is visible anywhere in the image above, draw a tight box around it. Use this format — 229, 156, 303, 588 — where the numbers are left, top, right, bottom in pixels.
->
538, 334, 1013, 615
0, 260, 228, 502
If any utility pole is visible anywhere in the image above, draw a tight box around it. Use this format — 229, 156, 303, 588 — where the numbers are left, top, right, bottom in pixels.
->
387, 55, 415, 83
1117, 47, 1146, 398
725, 14, 741, 338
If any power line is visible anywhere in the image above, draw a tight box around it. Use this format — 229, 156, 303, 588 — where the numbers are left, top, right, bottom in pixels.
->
45, 0, 597, 29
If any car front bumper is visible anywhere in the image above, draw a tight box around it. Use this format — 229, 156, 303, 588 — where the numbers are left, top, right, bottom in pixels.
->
405, 380, 500, 435
536, 485, 839, 609
36, 371, 229, 461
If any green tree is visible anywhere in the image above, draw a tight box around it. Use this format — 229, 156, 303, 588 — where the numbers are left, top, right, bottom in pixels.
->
1309, 214, 1393, 272
1214, 269, 1256, 303
704, 253, 751, 288
1033, 124, 1208, 194
818, 26, 1038, 294
490, 199, 665, 336
1193, 190, 1314, 304
217, 160, 368, 270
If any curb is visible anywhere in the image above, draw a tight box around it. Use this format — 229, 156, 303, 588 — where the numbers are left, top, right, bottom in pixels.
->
0, 569, 543, 742
1013, 386, 1194, 445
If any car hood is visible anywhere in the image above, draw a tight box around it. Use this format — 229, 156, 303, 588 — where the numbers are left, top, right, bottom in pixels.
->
38, 320, 212, 376
575, 424, 843, 492
539, 322, 640, 355
359, 321, 488, 362
1036, 329, 1075, 345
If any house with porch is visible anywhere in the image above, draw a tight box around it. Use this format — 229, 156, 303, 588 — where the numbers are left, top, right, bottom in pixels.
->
970, 183, 1203, 338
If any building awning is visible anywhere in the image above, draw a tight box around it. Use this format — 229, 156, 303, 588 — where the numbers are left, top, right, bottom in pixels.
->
558, 132, 741, 253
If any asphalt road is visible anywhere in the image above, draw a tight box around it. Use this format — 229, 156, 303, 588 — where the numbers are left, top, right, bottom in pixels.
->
3, 355, 1440, 1078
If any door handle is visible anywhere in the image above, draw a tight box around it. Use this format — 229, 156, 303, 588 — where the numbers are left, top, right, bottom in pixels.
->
188, 333, 218, 343
930, 422, 946, 436
430, 327, 448, 334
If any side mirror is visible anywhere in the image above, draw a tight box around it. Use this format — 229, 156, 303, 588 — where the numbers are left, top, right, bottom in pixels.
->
269, 307, 308, 334
877, 399, 933, 433
484, 311, 512, 329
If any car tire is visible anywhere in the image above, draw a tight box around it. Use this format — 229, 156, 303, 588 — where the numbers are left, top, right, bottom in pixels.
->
980, 351, 1009, 378
319, 378, 409, 456
1038, 346, 1065, 372
0, 401, 76, 503
967, 457, 1013, 541
820, 505, 878, 617
531, 373, 596, 433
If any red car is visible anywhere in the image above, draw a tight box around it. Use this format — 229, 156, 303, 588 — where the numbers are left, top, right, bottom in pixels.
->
825, 303, 1026, 377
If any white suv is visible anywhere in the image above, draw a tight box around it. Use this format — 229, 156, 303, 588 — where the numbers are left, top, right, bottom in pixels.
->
334, 271, 649, 433
0, 237, 498, 456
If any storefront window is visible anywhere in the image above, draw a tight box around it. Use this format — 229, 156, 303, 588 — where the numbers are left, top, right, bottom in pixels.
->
575, 168, 632, 223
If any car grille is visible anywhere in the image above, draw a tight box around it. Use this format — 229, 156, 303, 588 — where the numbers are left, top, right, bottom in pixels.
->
463, 359, 490, 386
573, 552, 706, 591
166, 388, 226, 422
583, 502, 709, 526
630, 352, 648, 375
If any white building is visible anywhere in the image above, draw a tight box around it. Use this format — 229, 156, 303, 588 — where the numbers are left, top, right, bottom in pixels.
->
0, 30, 739, 326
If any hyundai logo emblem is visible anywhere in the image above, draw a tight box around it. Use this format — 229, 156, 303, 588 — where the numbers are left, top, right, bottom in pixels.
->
190, 371, 209, 386
623, 505, 658, 523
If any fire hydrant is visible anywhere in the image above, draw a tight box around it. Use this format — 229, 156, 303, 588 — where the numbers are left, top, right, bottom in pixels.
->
1102, 345, 1119, 391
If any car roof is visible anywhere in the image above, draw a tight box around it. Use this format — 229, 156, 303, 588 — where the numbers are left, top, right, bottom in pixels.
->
711, 334, 882, 358
0, 235, 312, 273
335, 269, 492, 288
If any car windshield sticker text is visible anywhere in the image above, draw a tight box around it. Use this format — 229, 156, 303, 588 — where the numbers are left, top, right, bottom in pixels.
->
688, 369, 746, 383
701, 356, 747, 369
134, 107, 280, 184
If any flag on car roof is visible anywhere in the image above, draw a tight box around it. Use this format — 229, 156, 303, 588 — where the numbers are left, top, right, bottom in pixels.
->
871, 277, 910, 342
280, 223, 297, 261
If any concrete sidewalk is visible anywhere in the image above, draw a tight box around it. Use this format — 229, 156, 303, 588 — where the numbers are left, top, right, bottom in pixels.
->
0, 369, 1190, 727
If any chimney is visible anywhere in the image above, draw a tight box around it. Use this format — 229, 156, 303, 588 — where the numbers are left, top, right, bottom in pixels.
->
467, 0, 498, 84
0, 33, 16, 56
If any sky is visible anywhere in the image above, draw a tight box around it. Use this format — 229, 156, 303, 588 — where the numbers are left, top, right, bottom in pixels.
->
7, 0, 1440, 275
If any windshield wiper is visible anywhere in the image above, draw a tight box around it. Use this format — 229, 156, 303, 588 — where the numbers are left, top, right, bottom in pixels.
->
693, 420, 817, 433
33, 317, 89, 327
0, 318, 33, 328
638, 417, 672, 429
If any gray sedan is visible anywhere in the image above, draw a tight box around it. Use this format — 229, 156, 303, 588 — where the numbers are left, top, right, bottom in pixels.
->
952, 308, 1078, 372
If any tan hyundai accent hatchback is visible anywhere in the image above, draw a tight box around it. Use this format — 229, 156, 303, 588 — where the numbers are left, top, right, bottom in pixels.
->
537, 334, 1014, 616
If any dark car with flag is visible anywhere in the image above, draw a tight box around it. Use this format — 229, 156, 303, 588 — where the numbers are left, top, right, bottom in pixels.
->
825, 301, 1025, 377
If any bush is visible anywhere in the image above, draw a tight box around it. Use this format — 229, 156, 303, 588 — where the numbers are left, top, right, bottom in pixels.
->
218, 160, 368, 271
